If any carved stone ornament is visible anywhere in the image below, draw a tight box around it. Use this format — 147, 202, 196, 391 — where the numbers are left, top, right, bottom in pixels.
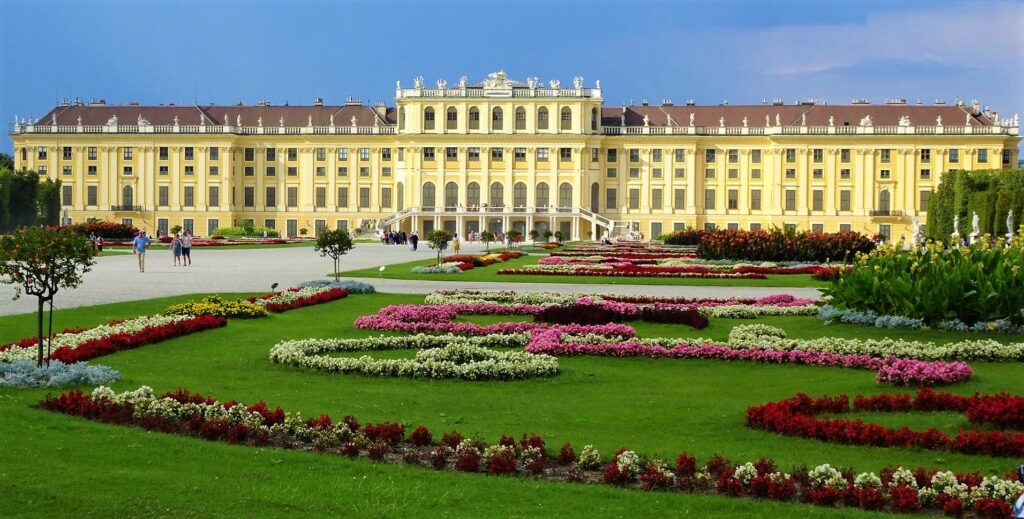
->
483, 70, 512, 88
898, 115, 910, 127
573, 76, 583, 89
106, 114, 118, 126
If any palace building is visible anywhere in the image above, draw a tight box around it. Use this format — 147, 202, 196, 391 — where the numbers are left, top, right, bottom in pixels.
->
9, 71, 1022, 241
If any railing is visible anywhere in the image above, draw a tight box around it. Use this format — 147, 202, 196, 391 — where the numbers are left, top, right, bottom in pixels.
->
396, 87, 599, 99
9, 123, 396, 135
598, 124, 1018, 136
110, 205, 144, 211
869, 210, 904, 217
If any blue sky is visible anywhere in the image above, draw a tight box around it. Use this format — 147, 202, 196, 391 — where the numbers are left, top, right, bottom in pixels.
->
1, 0, 1021, 152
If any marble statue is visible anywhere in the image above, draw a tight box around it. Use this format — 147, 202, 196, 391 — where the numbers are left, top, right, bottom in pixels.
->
329, 113, 335, 126
396, 80, 401, 89
689, 113, 695, 126
972, 211, 980, 236
257, 116, 262, 127
458, 75, 467, 88
898, 115, 910, 127
764, 114, 770, 126
859, 115, 873, 127
643, 114, 649, 126
1007, 210, 1015, 238
436, 79, 447, 90
414, 76, 424, 88
719, 116, 725, 127
351, 115, 358, 126
595, 80, 601, 89
137, 114, 148, 125
77, 116, 82, 125
173, 115, 179, 125
953, 215, 960, 236
936, 115, 942, 126
801, 113, 806, 126
308, 114, 313, 126
224, 114, 229, 126
573, 76, 583, 89
236, 115, 241, 126
775, 113, 781, 126
52, 113, 57, 125
742, 116, 748, 127
828, 115, 834, 126
549, 79, 560, 89
666, 114, 674, 126
620, 113, 625, 127
965, 114, 971, 126
106, 114, 118, 126
199, 114, 205, 125
278, 116, 284, 127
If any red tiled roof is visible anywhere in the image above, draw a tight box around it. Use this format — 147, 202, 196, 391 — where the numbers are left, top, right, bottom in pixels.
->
37, 104, 391, 127
601, 104, 992, 127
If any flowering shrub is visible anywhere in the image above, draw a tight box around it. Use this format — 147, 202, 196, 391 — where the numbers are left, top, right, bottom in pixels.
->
166, 295, 268, 318
249, 287, 348, 312
746, 389, 1024, 458
64, 220, 139, 240
697, 229, 876, 262
0, 359, 121, 388
661, 229, 706, 246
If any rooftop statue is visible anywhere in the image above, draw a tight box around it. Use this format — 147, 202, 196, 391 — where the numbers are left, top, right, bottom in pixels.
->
859, 115, 873, 127
106, 114, 118, 126
828, 115, 834, 126
689, 113, 695, 126
414, 76, 424, 88
549, 79, 560, 89
573, 76, 583, 89
483, 70, 512, 88
898, 115, 910, 127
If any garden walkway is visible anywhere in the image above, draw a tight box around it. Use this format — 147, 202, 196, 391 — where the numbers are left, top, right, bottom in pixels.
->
0, 243, 822, 316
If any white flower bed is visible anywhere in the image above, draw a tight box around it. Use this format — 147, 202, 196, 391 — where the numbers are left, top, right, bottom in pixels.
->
252, 286, 335, 307
412, 262, 464, 274
269, 333, 557, 380
0, 314, 198, 363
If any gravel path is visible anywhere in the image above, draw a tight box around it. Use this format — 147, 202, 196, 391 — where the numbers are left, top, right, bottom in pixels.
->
0, 243, 822, 316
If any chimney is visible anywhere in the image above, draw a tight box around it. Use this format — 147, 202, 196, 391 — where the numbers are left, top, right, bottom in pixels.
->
373, 102, 387, 118
314, 97, 324, 106
971, 99, 980, 114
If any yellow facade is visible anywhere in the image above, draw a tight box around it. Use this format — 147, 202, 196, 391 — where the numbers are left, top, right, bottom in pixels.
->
10, 71, 1021, 241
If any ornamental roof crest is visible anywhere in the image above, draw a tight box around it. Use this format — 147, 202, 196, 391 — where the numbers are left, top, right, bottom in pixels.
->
482, 70, 512, 88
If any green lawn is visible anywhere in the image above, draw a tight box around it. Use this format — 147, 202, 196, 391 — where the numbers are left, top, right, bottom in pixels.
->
337, 254, 829, 287
1, 293, 1021, 517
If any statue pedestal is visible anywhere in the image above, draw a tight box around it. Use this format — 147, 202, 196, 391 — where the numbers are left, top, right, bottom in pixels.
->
951, 233, 960, 245
969, 232, 979, 244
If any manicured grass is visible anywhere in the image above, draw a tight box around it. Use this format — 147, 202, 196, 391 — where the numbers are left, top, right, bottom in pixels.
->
1, 294, 1021, 517
336, 254, 829, 287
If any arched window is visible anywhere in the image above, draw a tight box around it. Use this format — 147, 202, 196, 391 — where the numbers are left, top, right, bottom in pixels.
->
446, 107, 458, 130
467, 182, 480, 206
396, 182, 404, 211
535, 182, 549, 208
468, 107, 480, 130
560, 107, 572, 130
422, 182, 436, 210
444, 182, 459, 211
878, 190, 891, 212
590, 182, 600, 212
558, 182, 572, 208
491, 107, 503, 130
514, 182, 528, 208
122, 185, 134, 208
424, 107, 435, 130
591, 107, 598, 131
490, 182, 504, 206
538, 107, 549, 130
399, 107, 406, 131
515, 107, 526, 130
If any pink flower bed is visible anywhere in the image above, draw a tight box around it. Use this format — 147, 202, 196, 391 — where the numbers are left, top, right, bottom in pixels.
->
353, 304, 635, 337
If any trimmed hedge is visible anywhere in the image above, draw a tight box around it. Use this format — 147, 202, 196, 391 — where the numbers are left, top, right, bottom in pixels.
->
926, 168, 1024, 242
696, 229, 876, 262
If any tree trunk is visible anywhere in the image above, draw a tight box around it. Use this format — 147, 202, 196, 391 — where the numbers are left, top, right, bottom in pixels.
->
36, 297, 44, 367
334, 257, 339, 281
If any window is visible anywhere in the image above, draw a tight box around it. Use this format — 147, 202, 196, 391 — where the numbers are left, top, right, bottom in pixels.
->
840, 149, 850, 163
184, 147, 194, 160
812, 168, 823, 179
266, 166, 276, 177
207, 146, 219, 160
880, 149, 891, 163
750, 223, 762, 231
840, 224, 851, 232
159, 186, 170, 206
840, 190, 851, 211
784, 223, 797, 234
243, 148, 253, 161
182, 186, 194, 206
705, 168, 716, 179
651, 222, 662, 237
359, 187, 370, 208
89, 165, 98, 176
560, 107, 572, 130
704, 189, 716, 210
315, 187, 326, 208
337, 166, 348, 177
88, 147, 97, 160
878, 190, 891, 212
357, 148, 369, 161
423, 147, 435, 161
337, 187, 349, 207
812, 149, 823, 163
63, 147, 72, 160
182, 219, 193, 232
920, 169, 931, 180
63, 165, 72, 176
359, 167, 369, 177
674, 188, 686, 209
38, 165, 47, 176
490, 148, 503, 161
812, 224, 824, 234
208, 219, 219, 233
381, 187, 392, 208
537, 148, 549, 161
467, 182, 480, 206
674, 168, 686, 178
287, 187, 298, 208
515, 107, 526, 130
728, 223, 739, 231
210, 166, 219, 176
727, 189, 738, 210
87, 186, 98, 206
336, 220, 347, 231
607, 149, 617, 162
880, 169, 891, 179
266, 148, 276, 161
949, 149, 959, 163
534, 183, 548, 208
208, 186, 219, 206
840, 168, 851, 179
591, 107, 599, 131
653, 149, 662, 162
1004, 149, 1013, 166
591, 148, 599, 162
750, 189, 761, 210
878, 224, 891, 242
629, 149, 640, 162
920, 149, 930, 162
286, 167, 296, 177
62, 185, 72, 206
445, 182, 460, 209
559, 148, 571, 161
315, 166, 325, 176
264, 219, 276, 230
382, 167, 391, 177
337, 148, 348, 160
628, 189, 640, 210
491, 107, 503, 130
751, 149, 761, 163
674, 149, 685, 162
728, 168, 738, 179
705, 149, 716, 163
468, 107, 480, 130
727, 149, 738, 163
184, 166, 194, 176
653, 168, 662, 178
629, 168, 640, 178
785, 189, 796, 211
123, 147, 133, 160
446, 107, 458, 130
785, 149, 796, 162
674, 222, 686, 232
751, 168, 761, 179
812, 190, 823, 211
123, 166, 133, 176
446, 147, 458, 161
651, 188, 662, 210
467, 147, 480, 161
920, 190, 931, 211
489, 182, 504, 205
607, 168, 617, 178
424, 107, 435, 130
266, 186, 277, 207
286, 220, 297, 238
243, 187, 254, 207
978, 149, 988, 162
606, 188, 617, 209
785, 168, 796, 179
381, 148, 391, 161
37, 147, 47, 160
514, 148, 526, 161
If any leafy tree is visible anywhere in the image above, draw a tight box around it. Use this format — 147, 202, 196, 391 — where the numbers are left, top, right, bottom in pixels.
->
0, 226, 96, 366
299, 227, 309, 237
425, 230, 452, 264
1, 170, 39, 231
542, 229, 554, 242
37, 178, 61, 226
554, 230, 564, 242
170, 225, 183, 235
480, 230, 495, 253
0, 152, 13, 171
315, 228, 354, 281
506, 230, 522, 249
528, 229, 539, 242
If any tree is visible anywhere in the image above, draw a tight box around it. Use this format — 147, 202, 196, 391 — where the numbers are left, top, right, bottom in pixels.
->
425, 230, 452, 264
528, 229, 539, 243
480, 230, 495, 253
37, 178, 61, 226
506, 230, 522, 249
554, 230, 564, 242
0, 152, 13, 171
542, 229, 554, 242
170, 224, 183, 235
314, 228, 354, 281
299, 227, 309, 237
0, 226, 96, 366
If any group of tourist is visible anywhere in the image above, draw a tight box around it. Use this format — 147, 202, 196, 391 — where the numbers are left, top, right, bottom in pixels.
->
126, 228, 195, 273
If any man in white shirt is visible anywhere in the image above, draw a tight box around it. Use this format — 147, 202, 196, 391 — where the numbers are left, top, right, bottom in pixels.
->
181, 230, 194, 266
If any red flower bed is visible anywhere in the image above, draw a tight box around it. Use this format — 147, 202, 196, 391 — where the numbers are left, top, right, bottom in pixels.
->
661, 229, 706, 246
746, 389, 1024, 458
248, 288, 348, 313
46, 315, 227, 364
63, 221, 139, 240
697, 229, 876, 262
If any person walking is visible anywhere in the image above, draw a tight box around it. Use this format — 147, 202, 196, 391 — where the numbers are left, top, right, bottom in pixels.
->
410, 231, 419, 251
96, 235, 105, 255
131, 230, 153, 272
452, 234, 461, 255
171, 233, 183, 266
181, 230, 193, 266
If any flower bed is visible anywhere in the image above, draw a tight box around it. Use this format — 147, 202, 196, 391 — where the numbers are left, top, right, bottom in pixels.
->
42, 385, 1024, 515
248, 287, 348, 312
526, 327, 971, 386
0, 314, 227, 363
354, 304, 635, 337
299, 279, 376, 294
819, 305, 1024, 334
697, 229, 876, 262
0, 359, 121, 388
746, 389, 1024, 458
413, 251, 526, 274
166, 295, 268, 319
498, 264, 769, 279
269, 333, 558, 380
